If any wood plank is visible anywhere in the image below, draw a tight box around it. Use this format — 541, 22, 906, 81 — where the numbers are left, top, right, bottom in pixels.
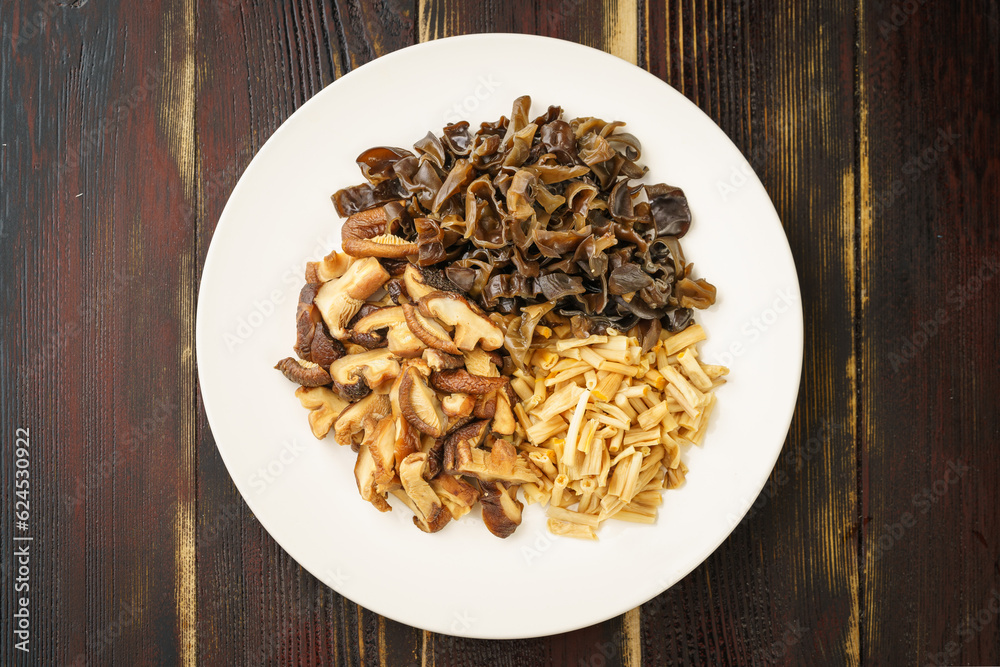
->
194, 0, 420, 665
415, 1, 640, 664
1, 0, 196, 663
639, 0, 860, 664
857, 1, 1000, 665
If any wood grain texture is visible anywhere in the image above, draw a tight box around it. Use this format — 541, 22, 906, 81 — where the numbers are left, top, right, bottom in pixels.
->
857, 1, 1000, 665
1, 0, 196, 663
194, 1, 420, 666
639, 1, 860, 664
2, 0, 999, 665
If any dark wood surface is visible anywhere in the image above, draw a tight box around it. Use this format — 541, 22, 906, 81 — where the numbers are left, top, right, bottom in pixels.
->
1, 1, 997, 665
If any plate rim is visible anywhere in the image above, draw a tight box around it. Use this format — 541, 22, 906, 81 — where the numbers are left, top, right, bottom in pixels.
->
196, 32, 804, 639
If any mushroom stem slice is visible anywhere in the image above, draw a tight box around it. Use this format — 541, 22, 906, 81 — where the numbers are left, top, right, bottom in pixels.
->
398, 366, 447, 437
355, 442, 391, 512
333, 393, 391, 447
295, 386, 350, 439
430, 475, 481, 520
399, 453, 451, 533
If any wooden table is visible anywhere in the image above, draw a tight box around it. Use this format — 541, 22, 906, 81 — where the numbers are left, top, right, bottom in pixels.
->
3, 1, 998, 665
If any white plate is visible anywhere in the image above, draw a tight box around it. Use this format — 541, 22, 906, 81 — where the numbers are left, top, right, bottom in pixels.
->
197, 34, 802, 639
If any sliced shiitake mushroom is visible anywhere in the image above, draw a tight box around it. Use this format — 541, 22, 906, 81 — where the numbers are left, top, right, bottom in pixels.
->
393, 416, 421, 469
364, 416, 397, 491
341, 206, 419, 259
422, 348, 464, 371
417, 291, 504, 351
333, 393, 391, 446
430, 475, 481, 520
398, 452, 451, 533
329, 348, 400, 400
305, 249, 352, 283
430, 369, 508, 395
294, 386, 350, 439
293, 283, 323, 361
275, 357, 331, 387
492, 389, 516, 436
352, 306, 426, 358
315, 257, 390, 339
355, 441, 391, 512
480, 481, 523, 538
441, 393, 475, 419
444, 427, 539, 485
402, 264, 463, 302
402, 303, 460, 354
398, 366, 447, 437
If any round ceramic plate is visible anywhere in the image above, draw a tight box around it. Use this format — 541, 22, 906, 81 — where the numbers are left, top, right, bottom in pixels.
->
197, 34, 802, 639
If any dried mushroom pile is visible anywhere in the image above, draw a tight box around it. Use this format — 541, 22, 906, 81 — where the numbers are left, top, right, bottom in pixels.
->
331, 95, 716, 370
278, 256, 533, 536
275, 97, 726, 539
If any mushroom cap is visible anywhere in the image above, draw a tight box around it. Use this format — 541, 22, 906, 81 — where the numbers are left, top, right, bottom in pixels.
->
430, 369, 508, 395
444, 426, 539, 485
342, 207, 419, 259
402, 303, 460, 354
329, 348, 401, 399
398, 366, 447, 437
275, 357, 332, 387
417, 291, 504, 351
352, 306, 427, 358
480, 481, 524, 538
441, 393, 475, 419
293, 283, 323, 361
